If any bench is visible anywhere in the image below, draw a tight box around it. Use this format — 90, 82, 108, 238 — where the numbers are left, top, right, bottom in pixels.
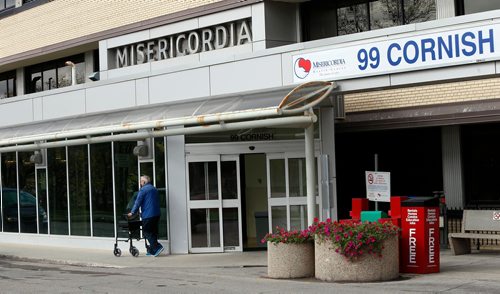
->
448, 210, 500, 255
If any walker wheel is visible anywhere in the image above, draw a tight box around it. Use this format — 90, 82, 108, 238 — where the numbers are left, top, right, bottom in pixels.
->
114, 248, 122, 257
131, 247, 139, 257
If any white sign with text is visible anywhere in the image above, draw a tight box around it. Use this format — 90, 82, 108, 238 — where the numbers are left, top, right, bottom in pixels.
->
366, 171, 391, 202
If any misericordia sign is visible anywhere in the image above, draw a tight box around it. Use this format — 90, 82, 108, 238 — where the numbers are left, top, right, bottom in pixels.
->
111, 19, 252, 69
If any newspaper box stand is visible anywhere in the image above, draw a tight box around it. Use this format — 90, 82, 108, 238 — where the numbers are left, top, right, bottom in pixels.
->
400, 197, 440, 274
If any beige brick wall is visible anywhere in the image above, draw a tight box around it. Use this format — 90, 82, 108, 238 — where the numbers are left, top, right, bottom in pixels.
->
344, 77, 500, 113
0, 0, 225, 59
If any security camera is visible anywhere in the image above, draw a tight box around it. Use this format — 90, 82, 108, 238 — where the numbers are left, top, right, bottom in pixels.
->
133, 145, 148, 157
249, 146, 255, 151
30, 151, 43, 164
88, 72, 100, 81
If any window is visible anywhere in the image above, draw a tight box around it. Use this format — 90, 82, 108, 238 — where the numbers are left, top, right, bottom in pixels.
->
461, 0, 500, 15
0, 71, 16, 99
301, 0, 436, 40
0, 0, 15, 11
25, 54, 85, 94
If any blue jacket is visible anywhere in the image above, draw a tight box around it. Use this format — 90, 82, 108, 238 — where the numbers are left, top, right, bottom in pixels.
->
130, 183, 160, 219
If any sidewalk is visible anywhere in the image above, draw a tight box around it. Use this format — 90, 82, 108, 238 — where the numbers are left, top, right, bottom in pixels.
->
0, 242, 267, 269
3, 242, 500, 283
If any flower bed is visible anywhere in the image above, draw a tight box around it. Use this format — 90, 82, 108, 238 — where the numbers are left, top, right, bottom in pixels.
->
310, 219, 400, 282
262, 227, 314, 278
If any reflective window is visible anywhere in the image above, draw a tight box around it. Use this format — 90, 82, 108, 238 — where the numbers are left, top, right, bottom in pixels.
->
403, 0, 435, 24
90, 143, 114, 237
47, 147, 68, 235
337, 3, 369, 36
25, 54, 85, 94
1, 153, 18, 233
37, 169, 48, 234
221, 161, 237, 200
43, 69, 57, 91
0, 0, 15, 10
370, 0, 402, 30
301, 0, 436, 41
189, 162, 218, 201
223, 208, 239, 247
68, 145, 90, 236
269, 159, 286, 198
154, 137, 168, 240
0, 71, 16, 99
290, 205, 307, 231
271, 206, 287, 230
18, 152, 37, 233
190, 208, 220, 248
289, 158, 318, 197
463, 0, 500, 14
114, 141, 138, 238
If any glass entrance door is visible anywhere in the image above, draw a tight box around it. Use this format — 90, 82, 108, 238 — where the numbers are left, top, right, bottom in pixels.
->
187, 155, 242, 253
267, 152, 320, 232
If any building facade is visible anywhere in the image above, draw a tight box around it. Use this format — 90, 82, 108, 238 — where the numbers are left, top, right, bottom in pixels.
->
0, 0, 499, 254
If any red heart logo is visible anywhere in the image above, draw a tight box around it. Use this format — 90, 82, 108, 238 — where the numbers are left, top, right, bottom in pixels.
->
298, 58, 311, 73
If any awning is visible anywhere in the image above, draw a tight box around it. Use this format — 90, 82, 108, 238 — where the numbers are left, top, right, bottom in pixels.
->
0, 81, 336, 153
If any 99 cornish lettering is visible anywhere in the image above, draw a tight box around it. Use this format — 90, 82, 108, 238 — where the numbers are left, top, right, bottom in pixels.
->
115, 19, 252, 68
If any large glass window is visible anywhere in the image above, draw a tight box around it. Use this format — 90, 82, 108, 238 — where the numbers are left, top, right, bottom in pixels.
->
18, 152, 37, 233
1, 153, 18, 232
68, 145, 90, 236
114, 141, 138, 238
47, 147, 68, 235
154, 137, 168, 240
302, 0, 436, 40
462, 0, 500, 15
0, 71, 16, 99
0, 0, 15, 10
25, 54, 85, 94
90, 143, 114, 237
37, 169, 48, 234
403, 0, 435, 24
337, 3, 369, 36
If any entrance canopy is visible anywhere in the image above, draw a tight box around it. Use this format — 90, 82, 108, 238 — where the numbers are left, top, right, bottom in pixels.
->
0, 81, 336, 153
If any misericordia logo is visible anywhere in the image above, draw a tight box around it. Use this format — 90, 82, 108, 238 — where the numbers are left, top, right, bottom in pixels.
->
294, 57, 311, 79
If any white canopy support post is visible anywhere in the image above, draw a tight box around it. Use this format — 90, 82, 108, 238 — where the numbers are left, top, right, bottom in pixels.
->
305, 110, 316, 226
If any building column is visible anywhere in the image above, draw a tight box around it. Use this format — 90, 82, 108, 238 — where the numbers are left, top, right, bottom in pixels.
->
436, 0, 456, 19
167, 132, 189, 254
441, 126, 465, 209
320, 107, 338, 221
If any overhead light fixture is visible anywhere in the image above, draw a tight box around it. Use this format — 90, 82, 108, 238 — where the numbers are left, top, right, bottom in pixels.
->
88, 71, 100, 81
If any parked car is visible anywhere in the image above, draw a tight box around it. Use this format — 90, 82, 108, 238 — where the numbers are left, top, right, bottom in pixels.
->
1, 188, 47, 233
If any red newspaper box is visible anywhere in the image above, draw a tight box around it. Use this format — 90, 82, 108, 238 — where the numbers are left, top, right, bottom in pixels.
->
400, 197, 440, 274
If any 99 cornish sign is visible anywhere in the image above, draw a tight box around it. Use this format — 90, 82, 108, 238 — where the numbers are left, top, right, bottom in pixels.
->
112, 19, 252, 68
293, 23, 500, 83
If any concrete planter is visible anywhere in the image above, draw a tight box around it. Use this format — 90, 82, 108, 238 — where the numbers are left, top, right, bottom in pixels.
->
267, 242, 315, 278
315, 235, 399, 282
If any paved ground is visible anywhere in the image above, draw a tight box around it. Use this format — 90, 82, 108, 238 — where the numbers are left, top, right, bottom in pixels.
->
1, 243, 500, 293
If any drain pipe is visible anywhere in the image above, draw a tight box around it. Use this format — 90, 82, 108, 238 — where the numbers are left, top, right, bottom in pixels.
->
65, 61, 76, 86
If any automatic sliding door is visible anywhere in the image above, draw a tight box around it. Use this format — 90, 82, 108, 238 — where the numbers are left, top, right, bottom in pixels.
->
187, 156, 223, 253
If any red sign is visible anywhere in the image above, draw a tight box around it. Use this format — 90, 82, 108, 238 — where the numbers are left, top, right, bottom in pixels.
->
400, 207, 440, 274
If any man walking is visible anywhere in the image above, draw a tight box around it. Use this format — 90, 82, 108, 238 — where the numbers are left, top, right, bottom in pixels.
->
128, 175, 164, 256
